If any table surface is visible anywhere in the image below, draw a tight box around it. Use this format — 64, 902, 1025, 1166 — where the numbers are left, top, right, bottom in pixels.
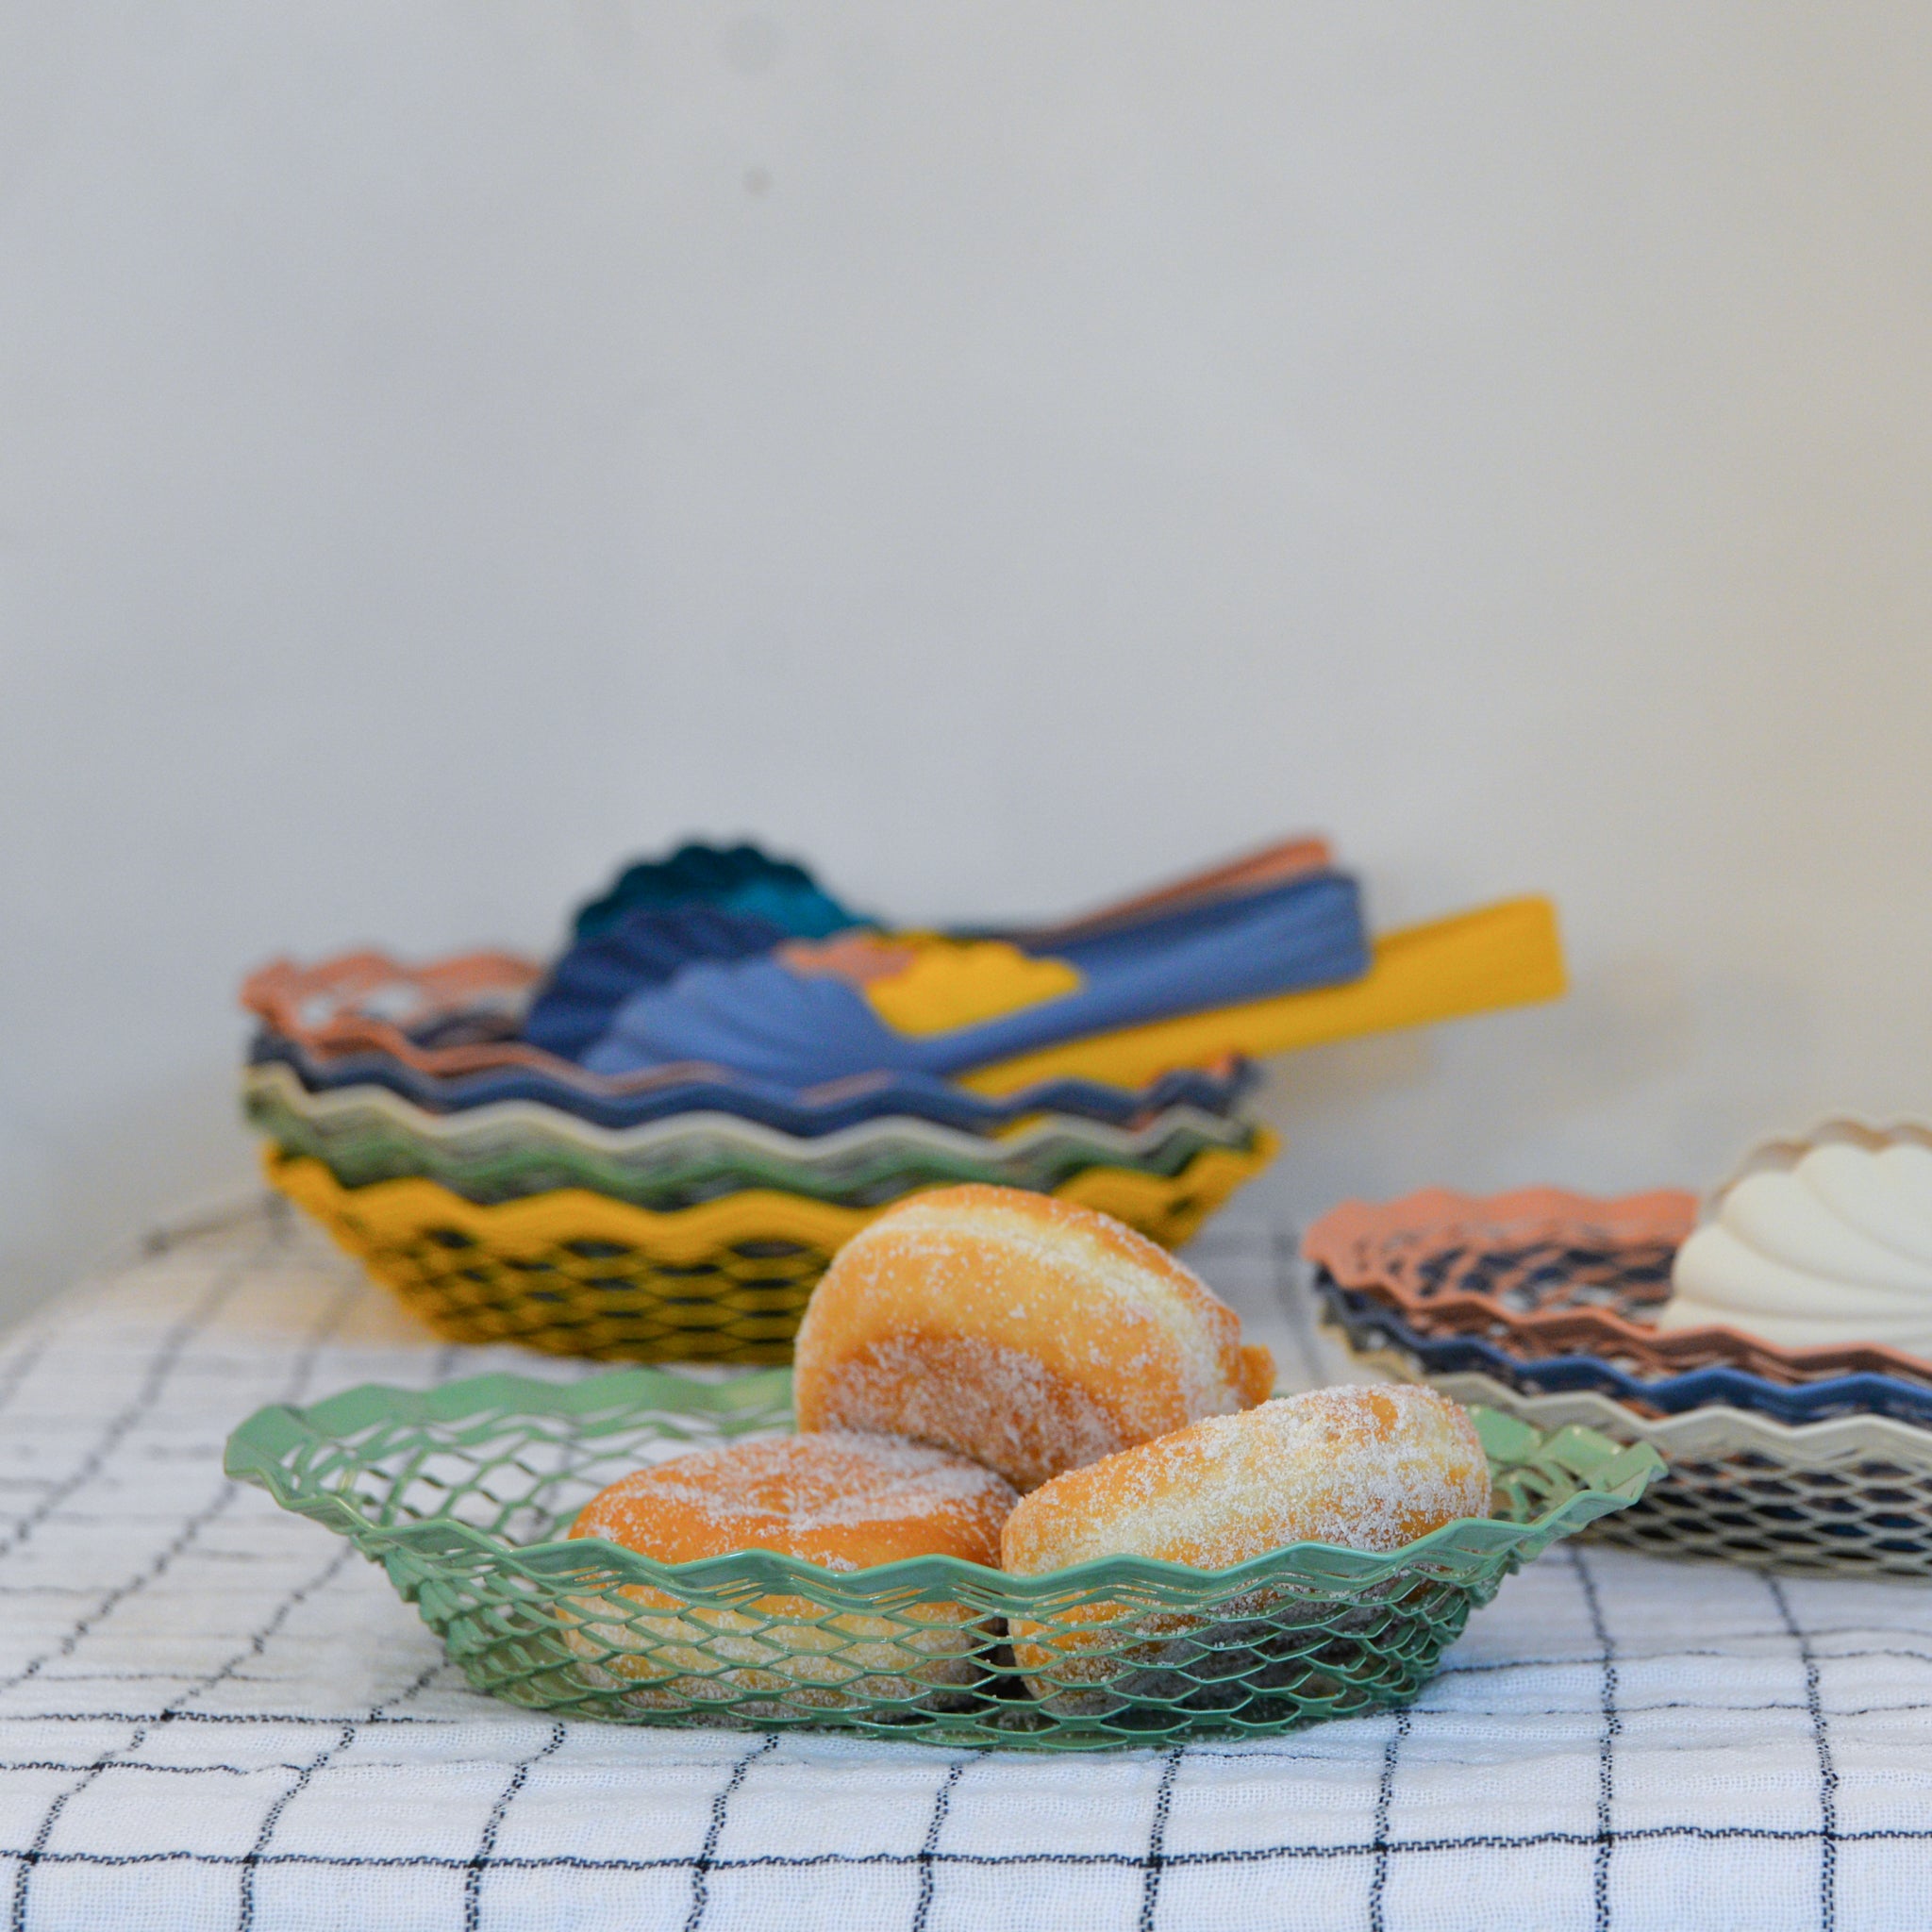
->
0, 1200, 1927, 1932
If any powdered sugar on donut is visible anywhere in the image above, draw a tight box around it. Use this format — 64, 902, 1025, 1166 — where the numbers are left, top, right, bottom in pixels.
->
794, 1186, 1274, 1490
571, 1431, 1016, 1570
831, 1188, 1246, 1419
1001, 1385, 1491, 1574
803, 1330, 1134, 1494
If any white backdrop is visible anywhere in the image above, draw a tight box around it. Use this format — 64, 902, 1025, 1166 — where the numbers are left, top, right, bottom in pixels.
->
4, 3, 1931, 1325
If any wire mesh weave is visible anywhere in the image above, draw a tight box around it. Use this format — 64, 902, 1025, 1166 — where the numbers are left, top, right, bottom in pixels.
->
243, 1064, 1258, 1210
1313, 1273, 1932, 1427
224, 1370, 1660, 1749
1406, 1372, 1932, 1582
263, 1140, 1275, 1364
1304, 1187, 1932, 1386
1596, 1447, 1932, 1579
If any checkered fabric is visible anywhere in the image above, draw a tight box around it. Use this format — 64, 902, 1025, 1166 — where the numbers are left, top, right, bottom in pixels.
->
0, 1201, 1928, 1932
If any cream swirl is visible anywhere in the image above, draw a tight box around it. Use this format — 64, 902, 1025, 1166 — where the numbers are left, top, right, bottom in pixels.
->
1661, 1139, 1932, 1352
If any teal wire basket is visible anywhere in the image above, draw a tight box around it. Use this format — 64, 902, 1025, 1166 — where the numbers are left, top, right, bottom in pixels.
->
225, 1369, 1662, 1750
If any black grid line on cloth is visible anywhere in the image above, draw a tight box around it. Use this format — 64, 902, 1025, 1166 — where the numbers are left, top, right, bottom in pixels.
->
0, 1230, 266, 1566
1135, 1744, 1186, 1932
1766, 1574, 1840, 1931
1730, 1622, 1932, 1645
222, 1297, 478, 1929
13, 1680, 1932, 1734
236, 1655, 451, 1932
234, 1718, 354, 1932
683, 1734, 779, 1932
0, 1727, 1748, 1774
0, 1272, 362, 1705
1568, 1545, 1621, 1932
11, 1204, 1932, 1928
161, 1543, 358, 1714
7, 1540, 356, 1932
1424, 1636, 1932, 1678
368, 1656, 462, 1719
4, 1819, 1932, 1877
20, 1669, 324, 1687
1269, 1227, 1325, 1391
174, 1285, 469, 1691
0, 1486, 248, 1701
1366, 1706, 1410, 1932
462, 1722, 567, 1932
0, 1758, 315, 1779
25, 1674, 323, 1689
908, 1757, 969, 1932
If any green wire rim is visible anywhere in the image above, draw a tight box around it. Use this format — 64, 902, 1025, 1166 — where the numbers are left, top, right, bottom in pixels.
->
225, 1368, 1663, 1750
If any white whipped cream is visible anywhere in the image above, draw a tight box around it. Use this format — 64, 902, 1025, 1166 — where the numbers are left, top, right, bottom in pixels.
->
1660, 1140, 1932, 1353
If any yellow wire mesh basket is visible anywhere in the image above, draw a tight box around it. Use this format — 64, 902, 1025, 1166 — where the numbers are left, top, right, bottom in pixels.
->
265, 1133, 1277, 1363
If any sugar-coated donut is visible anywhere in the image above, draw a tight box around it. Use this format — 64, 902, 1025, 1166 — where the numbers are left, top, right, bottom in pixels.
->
1001, 1385, 1490, 1573
1000, 1386, 1490, 1712
563, 1432, 1016, 1714
571, 1431, 1015, 1570
792, 1185, 1276, 1491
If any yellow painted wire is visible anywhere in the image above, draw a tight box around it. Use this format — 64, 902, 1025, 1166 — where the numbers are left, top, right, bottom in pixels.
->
268, 1135, 1276, 1255
264, 1134, 1279, 1362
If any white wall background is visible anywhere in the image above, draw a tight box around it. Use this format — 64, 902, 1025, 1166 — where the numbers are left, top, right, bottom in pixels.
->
4, 3, 1931, 1324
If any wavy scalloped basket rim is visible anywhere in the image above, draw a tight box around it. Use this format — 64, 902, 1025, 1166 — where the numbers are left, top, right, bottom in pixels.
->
241, 949, 1254, 1115
1403, 1370, 1932, 1579
263, 1135, 1276, 1254
1706, 1116, 1932, 1214
1420, 1371, 1932, 1463
219, 1370, 1663, 1741
241, 1059, 1256, 1166
260, 1138, 1274, 1364
1302, 1186, 1700, 1284
1315, 1276, 1932, 1424
223, 1374, 1662, 1605
242, 949, 544, 1038
1302, 1183, 1932, 1386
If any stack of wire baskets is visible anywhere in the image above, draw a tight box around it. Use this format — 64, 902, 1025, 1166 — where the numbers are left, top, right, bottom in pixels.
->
242, 947, 1274, 1364
242, 837, 1566, 1369
239, 836, 1315, 1362
1305, 1151, 1932, 1579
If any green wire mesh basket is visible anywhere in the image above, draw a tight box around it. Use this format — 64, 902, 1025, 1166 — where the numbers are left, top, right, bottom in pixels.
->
225, 1370, 1662, 1750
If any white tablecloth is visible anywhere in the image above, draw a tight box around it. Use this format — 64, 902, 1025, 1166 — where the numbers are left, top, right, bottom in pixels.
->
0, 1199, 1928, 1931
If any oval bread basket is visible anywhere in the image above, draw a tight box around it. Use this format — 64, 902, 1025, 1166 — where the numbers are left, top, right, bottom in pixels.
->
225, 1369, 1661, 1750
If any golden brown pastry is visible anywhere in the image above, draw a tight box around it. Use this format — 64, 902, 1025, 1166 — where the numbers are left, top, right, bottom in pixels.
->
1000, 1384, 1490, 1574
999, 1386, 1490, 1711
792, 1185, 1275, 1491
563, 1432, 1015, 1713
570, 1431, 1015, 1570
